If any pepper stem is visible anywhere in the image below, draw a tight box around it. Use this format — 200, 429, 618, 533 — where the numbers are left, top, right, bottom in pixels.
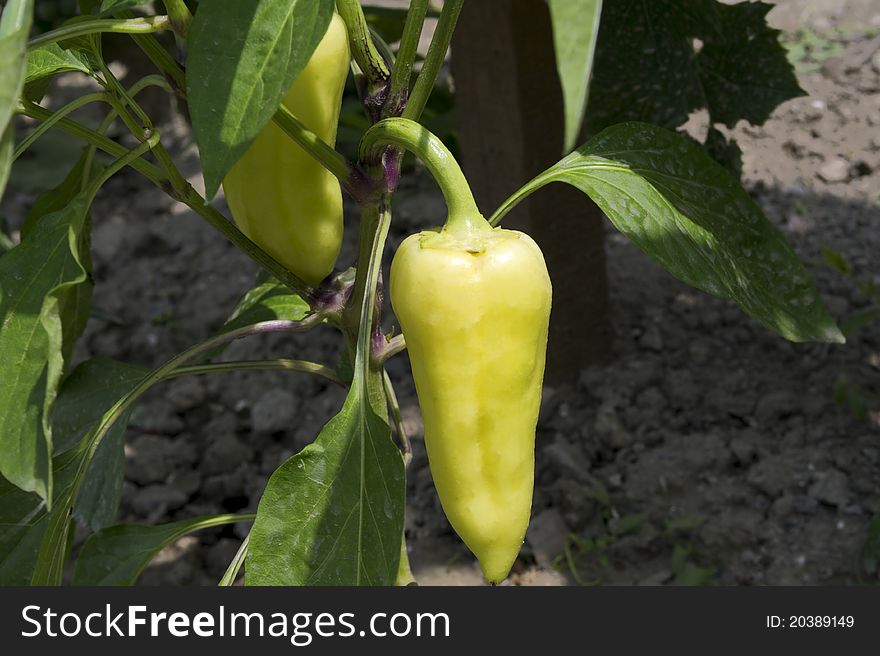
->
359, 118, 487, 234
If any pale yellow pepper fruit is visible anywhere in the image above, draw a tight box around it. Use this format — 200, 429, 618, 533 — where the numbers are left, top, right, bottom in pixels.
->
390, 220, 552, 583
223, 13, 350, 286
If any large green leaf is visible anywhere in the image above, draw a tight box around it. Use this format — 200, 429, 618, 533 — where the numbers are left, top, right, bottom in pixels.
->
492, 122, 844, 344
187, 0, 335, 199
73, 514, 250, 585
25, 44, 92, 86
0, 0, 34, 199
248, 206, 405, 586
0, 358, 143, 583
247, 375, 406, 585
53, 358, 147, 530
548, 0, 602, 153
21, 150, 100, 366
0, 192, 92, 500
696, 2, 805, 128
0, 442, 84, 585
586, 0, 803, 136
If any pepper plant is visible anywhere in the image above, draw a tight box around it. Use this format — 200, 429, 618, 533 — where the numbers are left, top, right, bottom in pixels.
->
0, 0, 843, 586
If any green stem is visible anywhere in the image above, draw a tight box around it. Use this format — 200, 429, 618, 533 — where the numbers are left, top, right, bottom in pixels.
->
272, 105, 354, 187
94, 46, 154, 132
360, 118, 483, 228
219, 534, 250, 586
351, 203, 392, 415
488, 170, 557, 227
97, 59, 191, 201
368, 27, 395, 68
13, 92, 111, 161
27, 16, 172, 51
178, 186, 318, 304
383, 371, 411, 466
161, 0, 192, 38
340, 201, 392, 427
85, 130, 161, 205
82, 75, 172, 188
167, 359, 344, 387
402, 0, 463, 122
336, 0, 390, 87
19, 100, 166, 186
378, 333, 406, 362
386, 0, 428, 117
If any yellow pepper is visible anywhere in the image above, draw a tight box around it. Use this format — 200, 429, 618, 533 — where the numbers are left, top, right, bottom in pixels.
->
223, 13, 350, 286
390, 213, 552, 583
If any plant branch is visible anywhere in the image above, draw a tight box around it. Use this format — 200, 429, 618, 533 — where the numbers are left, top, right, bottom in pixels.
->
272, 104, 355, 188
378, 333, 406, 362
336, 0, 390, 88
18, 100, 166, 186
82, 75, 173, 188
219, 534, 250, 586
383, 371, 411, 466
162, 0, 192, 38
488, 170, 557, 227
13, 92, 112, 161
85, 130, 161, 205
27, 16, 172, 51
402, 0, 463, 122
116, 10, 186, 92
368, 27, 395, 68
386, 0, 428, 117
96, 56, 191, 201
167, 359, 344, 387
360, 118, 481, 221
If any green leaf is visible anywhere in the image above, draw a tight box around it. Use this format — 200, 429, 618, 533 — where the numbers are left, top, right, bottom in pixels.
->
821, 247, 851, 275
248, 206, 404, 586
25, 43, 92, 86
0, 123, 14, 199
702, 126, 742, 178
696, 2, 805, 129
0, 441, 85, 585
840, 308, 880, 337
21, 150, 100, 366
22, 148, 103, 242
586, 0, 803, 136
220, 272, 310, 334
53, 358, 147, 530
187, 0, 335, 199
247, 374, 406, 585
494, 122, 844, 344
203, 272, 310, 361
0, 191, 92, 500
53, 357, 147, 454
74, 421, 126, 532
548, 0, 602, 153
0, 0, 34, 200
586, 0, 705, 135
73, 514, 250, 585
